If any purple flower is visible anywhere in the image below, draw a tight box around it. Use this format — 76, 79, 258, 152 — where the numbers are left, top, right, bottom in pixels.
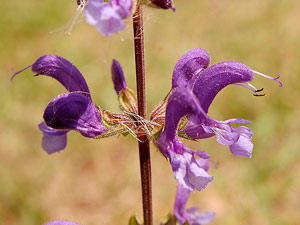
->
156, 87, 213, 192
150, 0, 175, 11
172, 48, 210, 89
174, 184, 215, 225
12, 55, 109, 154
84, 0, 132, 36
43, 221, 80, 225
181, 58, 256, 158
156, 48, 281, 190
173, 49, 281, 158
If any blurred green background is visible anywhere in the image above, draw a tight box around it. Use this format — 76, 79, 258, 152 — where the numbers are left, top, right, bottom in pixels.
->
1, 0, 300, 224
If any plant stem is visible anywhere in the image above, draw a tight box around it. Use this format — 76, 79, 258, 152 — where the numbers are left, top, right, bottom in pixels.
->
133, 3, 153, 225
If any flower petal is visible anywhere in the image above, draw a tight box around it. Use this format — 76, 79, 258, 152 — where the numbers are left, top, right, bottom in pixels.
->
172, 48, 210, 89
111, 59, 127, 95
156, 88, 212, 191
38, 122, 68, 154
159, 87, 207, 144
189, 61, 254, 113
186, 211, 215, 225
169, 151, 212, 192
174, 184, 190, 224
214, 123, 240, 146
32, 55, 90, 98
112, 0, 132, 18
174, 185, 215, 225
44, 93, 108, 138
84, 0, 127, 36
229, 126, 253, 158
43, 221, 80, 225
84, 0, 105, 26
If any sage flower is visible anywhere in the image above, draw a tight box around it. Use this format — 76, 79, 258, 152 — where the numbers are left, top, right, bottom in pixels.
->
84, 0, 133, 36
12, 56, 144, 154
173, 48, 281, 158
12, 55, 109, 154
156, 48, 281, 191
156, 87, 213, 192
174, 184, 215, 225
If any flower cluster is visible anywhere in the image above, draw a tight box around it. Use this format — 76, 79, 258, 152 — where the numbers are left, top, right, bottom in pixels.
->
13, 47, 281, 224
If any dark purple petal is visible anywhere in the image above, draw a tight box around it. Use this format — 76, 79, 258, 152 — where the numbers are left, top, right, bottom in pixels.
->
43, 221, 80, 225
159, 87, 207, 143
111, 59, 127, 95
172, 48, 210, 89
32, 55, 90, 98
150, 0, 175, 11
174, 185, 215, 225
38, 122, 68, 154
44, 93, 108, 138
189, 61, 254, 113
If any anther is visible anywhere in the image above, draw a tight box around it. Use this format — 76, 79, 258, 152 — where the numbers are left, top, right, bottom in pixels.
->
256, 88, 264, 92
253, 93, 266, 97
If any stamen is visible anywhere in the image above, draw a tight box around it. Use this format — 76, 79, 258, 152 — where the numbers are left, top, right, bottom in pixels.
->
194, 67, 204, 76
235, 83, 267, 97
253, 93, 266, 97
120, 122, 142, 142
247, 83, 264, 92
124, 111, 152, 137
252, 70, 282, 87
10, 64, 33, 82
234, 83, 265, 96
66, 2, 85, 36
256, 88, 264, 92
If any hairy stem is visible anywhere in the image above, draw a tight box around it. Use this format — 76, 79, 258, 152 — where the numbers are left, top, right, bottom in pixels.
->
133, 2, 153, 225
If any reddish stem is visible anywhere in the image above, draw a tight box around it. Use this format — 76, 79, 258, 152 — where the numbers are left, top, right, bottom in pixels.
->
133, 3, 153, 225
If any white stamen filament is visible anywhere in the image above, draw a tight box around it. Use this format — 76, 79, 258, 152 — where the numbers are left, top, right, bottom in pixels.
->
123, 111, 162, 139
66, 2, 86, 36
120, 122, 142, 142
234, 83, 265, 96
234, 83, 256, 93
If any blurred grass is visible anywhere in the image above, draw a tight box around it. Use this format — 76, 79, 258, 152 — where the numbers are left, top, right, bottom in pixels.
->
1, 0, 300, 224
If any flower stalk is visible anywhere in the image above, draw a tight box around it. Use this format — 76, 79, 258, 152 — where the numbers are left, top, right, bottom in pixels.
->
133, 2, 153, 225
